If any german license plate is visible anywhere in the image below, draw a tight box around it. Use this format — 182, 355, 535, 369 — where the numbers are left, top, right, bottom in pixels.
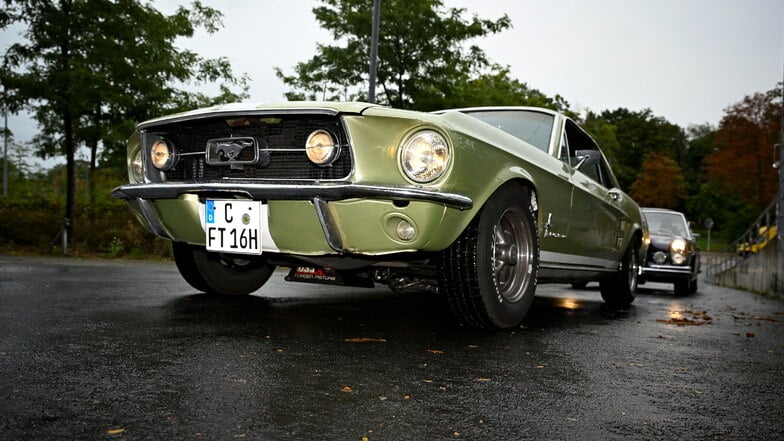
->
205, 200, 263, 255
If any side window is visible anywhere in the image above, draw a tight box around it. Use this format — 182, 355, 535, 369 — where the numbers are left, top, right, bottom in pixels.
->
563, 120, 610, 188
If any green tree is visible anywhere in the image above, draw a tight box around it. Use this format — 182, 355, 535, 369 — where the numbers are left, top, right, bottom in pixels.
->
629, 151, 688, 210
593, 108, 687, 189
276, 0, 513, 110
0, 0, 247, 250
434, 66, 573, 114
683, 123, 718, 196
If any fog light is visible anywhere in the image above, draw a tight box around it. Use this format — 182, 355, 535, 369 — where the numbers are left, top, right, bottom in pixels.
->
396, 219, 416, 241
672, 253, 686, 265
305, 130, 339, 166
653, 251, 667, 264
151, 139, 175, 170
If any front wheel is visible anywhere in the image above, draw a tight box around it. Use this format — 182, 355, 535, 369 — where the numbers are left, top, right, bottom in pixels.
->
439, 184, 539, 329
173, 243, 275, 295
600, 240, 639, 307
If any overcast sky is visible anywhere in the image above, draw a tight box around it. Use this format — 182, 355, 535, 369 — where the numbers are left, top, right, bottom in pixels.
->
2, 0, 783, 163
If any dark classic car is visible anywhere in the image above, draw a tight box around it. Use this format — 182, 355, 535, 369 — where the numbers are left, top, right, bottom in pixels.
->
640, 208, 700, 295
112, 102, 647, 329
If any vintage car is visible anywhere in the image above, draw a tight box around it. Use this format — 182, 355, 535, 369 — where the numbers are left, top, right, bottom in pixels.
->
640, 208, 700, 295
111, 102, 647, 329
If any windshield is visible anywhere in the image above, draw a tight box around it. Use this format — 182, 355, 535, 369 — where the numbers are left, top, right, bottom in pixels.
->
463, 110, 554, 153
644, 211, 689, 237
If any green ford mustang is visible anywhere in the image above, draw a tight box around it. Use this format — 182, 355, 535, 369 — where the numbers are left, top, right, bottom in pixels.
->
112, 102, 648, 329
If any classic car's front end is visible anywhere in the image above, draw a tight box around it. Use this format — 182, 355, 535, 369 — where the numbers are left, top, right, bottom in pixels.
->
640, 208, 699, 295
112, 102, 486, 260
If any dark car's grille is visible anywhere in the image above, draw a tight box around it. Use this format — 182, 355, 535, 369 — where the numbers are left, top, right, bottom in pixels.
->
145, 115, 352, 182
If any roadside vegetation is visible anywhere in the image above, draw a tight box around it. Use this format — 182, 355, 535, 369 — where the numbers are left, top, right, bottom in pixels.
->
0, 0, 780, 259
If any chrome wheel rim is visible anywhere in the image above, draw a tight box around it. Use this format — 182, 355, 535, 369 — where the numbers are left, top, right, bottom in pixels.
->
627, 248, 639, 293
492, 206, 534, 303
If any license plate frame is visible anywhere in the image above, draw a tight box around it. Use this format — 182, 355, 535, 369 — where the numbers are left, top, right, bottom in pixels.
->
205, 199, 263, 255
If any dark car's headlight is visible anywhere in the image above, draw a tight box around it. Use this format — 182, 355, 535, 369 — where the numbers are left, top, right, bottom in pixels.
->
399, 130, 450, 183
670, 238, 688, 265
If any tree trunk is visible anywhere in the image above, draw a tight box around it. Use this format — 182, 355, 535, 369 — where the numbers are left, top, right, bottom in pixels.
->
64, 109, 75, 254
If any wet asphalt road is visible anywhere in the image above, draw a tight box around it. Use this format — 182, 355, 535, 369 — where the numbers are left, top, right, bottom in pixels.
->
0, 255, 783, 440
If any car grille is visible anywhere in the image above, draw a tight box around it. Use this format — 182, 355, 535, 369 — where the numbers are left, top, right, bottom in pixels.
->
146, 115, 352, 182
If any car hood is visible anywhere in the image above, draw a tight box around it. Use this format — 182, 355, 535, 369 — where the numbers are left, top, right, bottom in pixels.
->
137, 101, 383, 129
649, 233, 680, 250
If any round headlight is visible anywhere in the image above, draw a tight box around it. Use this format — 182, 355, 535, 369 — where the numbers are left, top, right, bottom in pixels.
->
400, 130, 450, 183
670, 238, 687, 254
305, 130, 339, 166
671, 253, 686, 265
130, 149, 144, 182
151, 139, 175, 171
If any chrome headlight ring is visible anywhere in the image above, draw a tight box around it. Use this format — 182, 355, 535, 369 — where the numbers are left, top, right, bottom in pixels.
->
399, 129, 451, 183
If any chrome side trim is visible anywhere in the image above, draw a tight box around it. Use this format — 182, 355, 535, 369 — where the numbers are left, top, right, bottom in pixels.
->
540, 251, 617, 271
111, 182, 474, 210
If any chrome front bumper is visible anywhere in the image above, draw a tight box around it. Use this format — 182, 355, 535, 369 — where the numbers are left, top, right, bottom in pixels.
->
111, 182, 473, 210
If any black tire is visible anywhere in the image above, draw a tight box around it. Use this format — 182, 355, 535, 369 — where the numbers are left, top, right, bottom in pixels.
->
172, 242, 210, 292
674, 279, 690, 296
439, 184, 539, 329
174, 243, 275, 296
600, 240, 639, 307
689, 277, 698, 294
674, 275, 698, 296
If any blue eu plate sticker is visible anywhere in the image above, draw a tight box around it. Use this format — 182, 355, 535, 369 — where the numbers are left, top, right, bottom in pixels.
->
206, 200, 215, 224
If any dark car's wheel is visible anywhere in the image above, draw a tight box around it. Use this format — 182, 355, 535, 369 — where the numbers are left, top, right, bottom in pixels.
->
439, 184, 539, 329
173, 243, 275, 295
674, 279, 690, 296
600, 240, 638, 307
674, 275, 698, 296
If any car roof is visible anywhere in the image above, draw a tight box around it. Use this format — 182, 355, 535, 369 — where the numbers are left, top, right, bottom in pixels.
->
642, 207, 684, 215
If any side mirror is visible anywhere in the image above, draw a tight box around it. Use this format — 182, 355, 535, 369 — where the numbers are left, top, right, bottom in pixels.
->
574, 149, 601, 170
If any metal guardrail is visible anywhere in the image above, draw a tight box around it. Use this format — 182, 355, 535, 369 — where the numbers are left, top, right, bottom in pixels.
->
705, 200, 778, 284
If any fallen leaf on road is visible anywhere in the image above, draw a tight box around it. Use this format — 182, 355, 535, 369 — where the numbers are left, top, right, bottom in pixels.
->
428, 349, 444, 354
345, 337, 386, 343
657, 309, 712, 326
107, 428, 125, 435
342, 386, 353, 393
746, 332, 755, 338
750, 316, 777, 322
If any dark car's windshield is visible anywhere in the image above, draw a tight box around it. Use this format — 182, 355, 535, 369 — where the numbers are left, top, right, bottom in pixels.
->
463, 110, 554, 153
644, 211, 689, 237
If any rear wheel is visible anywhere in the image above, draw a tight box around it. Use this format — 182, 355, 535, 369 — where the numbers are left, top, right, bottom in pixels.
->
173, 242, 275, 295
439, 184, 539, 329
600, 240, 638, 307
